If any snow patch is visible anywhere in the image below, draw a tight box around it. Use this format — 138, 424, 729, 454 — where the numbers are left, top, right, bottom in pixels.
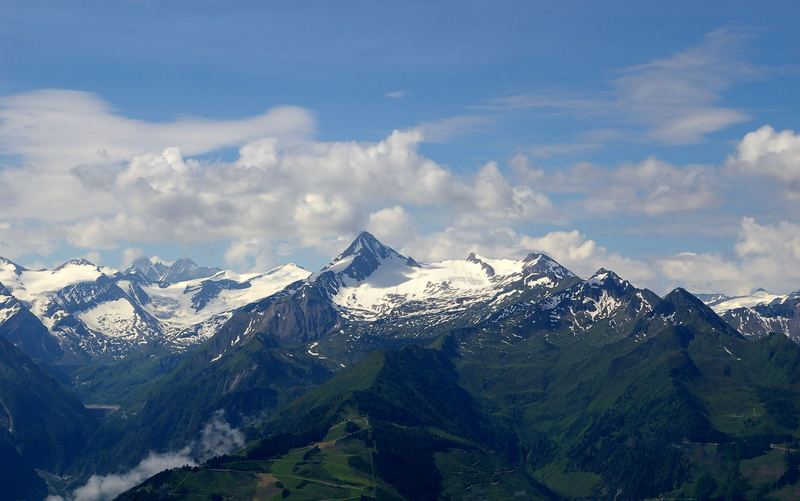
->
77, 299, 137, 338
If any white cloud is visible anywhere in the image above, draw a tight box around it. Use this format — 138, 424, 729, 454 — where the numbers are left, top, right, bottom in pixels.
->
224, 238, 274, 270
727, 125, 800, 197
71, 449, 194, 501
416, 114, 495, 143
612, 28, 755, 144
479, 28, 760, 144
550, 156, 717, 215
521, 230, 599, 262
520, 230, 655, 284
385, 90, 409, 99
0, 90, 315, 236
0, 90, 796, 299
0, 92, 558, 265
659, 252, 751, 296
198, 410, 245, 460
0, 90, 314, 166
402, 226, 526, 263
508, 153, 545, 183
735, 218, 800, 259
121, 247, 145, 267
83, 251, 103, 265
63, 411, 244, 501
398, 226, 654, 288
401, 217, 800, 296
0, 223, 60, 261
658, 218, 800, 295
367, 206, 417, 243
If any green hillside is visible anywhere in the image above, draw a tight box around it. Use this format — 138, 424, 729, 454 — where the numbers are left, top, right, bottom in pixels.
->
76, 331, 331, 474
122, 346, 556, 500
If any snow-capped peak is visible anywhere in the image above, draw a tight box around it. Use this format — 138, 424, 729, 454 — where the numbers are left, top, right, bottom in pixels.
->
334, 231, 416, 265
466, 252, 497, 277
0, 257, 27, 276
318, 231, 419, 282
587, 268, 626, 286
522, 252, 576, 280
53, 258, 99, 272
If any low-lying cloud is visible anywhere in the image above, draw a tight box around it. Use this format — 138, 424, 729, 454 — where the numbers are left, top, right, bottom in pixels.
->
69, 449, 195, 501
49, 411, 244, 501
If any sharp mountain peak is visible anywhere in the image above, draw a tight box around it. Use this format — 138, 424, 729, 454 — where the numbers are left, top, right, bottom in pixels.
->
324, 231, 419, 280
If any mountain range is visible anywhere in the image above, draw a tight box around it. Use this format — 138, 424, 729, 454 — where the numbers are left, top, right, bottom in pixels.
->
2, 233, 798, 369
2, 232, 800, 499
0, 256, 309, 363
697, 288, 800, 342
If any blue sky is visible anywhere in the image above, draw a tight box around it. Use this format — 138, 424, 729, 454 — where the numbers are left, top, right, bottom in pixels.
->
0, 1, 799, 294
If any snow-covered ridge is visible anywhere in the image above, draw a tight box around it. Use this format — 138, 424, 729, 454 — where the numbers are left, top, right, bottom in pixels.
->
124, 256, 222, 283
697, 287, 800, 341
0, 259, 111, 305
705, 288, 786, 314
142, 264, 310, 333
0, 232, 676, 361
317, 234, 576, 322
331, 257, 497, 319
0, 256, 310, 360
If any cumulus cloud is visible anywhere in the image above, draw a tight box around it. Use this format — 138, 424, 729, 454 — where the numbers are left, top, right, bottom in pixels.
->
404, 217, 797, 296
659, 252, 751, 296
519, 230, 655, 285
469, 161, 558, 221
367, 206, 417, 243
400, 217, 800, 296
658, 218, 800, 295
0, 90, 315, 255
727, 125, 800, 197
0, 222, 61, 260
402, 226, 528, 264
224, 237, 275, 270
0, 93, 558, 265
0, 88, 797, 297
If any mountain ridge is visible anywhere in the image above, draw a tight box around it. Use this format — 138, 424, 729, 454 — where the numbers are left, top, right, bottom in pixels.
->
3, 233, 800, 368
